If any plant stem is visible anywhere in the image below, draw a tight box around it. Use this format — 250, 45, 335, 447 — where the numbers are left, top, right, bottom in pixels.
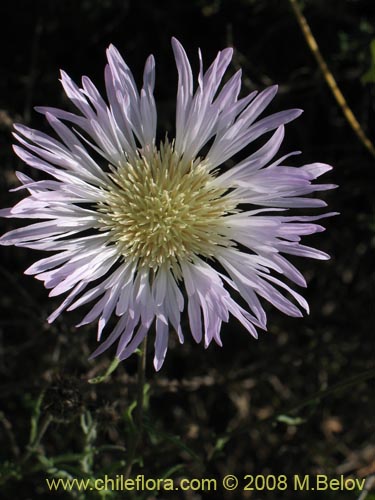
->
23, 413, 53, 464
225, 367, 375, 438
124, 337, 147, 480
135, 337, 147, 441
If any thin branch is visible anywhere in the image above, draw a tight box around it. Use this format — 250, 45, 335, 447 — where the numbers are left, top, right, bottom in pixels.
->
225, 367, 375, 438
276, 367, 375, 417
288, 0, 375, 158
357, 475, 375, 500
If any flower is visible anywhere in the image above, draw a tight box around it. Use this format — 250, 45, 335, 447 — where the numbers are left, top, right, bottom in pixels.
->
0, 38, 335, 370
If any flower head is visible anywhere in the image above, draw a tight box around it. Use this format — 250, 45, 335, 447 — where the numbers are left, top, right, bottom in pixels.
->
0, 39, 335, 370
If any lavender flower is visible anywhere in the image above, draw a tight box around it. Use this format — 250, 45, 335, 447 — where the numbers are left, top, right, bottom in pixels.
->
0, 39, 335, 370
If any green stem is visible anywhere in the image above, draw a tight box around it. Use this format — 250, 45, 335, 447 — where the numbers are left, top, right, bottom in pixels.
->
124, 337, 148, 480
23, 413, 53, 464
226, 367, 375, 438
277, 367, 375, 417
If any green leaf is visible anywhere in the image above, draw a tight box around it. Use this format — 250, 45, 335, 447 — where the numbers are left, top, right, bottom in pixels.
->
29, 391, 45, 445
143, 421, 201, 462
276, 414, 306, 425
0, 461, 22, 483
88, 357, 120, 384
160, 463, 185, 480
123, 400, 137, 429
362, 39, 375, 83
102, 459, 126, 475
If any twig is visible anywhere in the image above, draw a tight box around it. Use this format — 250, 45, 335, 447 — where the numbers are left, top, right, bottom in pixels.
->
357, 475, 375, 500
288, 0, 375, 158
225, 367, 375, 438
23, 413, 53, 464
276, 367, 375, 417
0, 411, 20, 457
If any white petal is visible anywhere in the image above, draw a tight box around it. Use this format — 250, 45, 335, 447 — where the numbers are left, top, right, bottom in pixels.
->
154, 318, 169, 371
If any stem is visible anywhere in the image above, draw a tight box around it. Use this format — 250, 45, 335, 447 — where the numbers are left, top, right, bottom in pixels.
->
357, 475, 375, 500
226, 367, 375, 438
288, 0, 375, 158
124, 337, 148, 480
135, 336, 147, 438
277, 366, 375, 416
22, 413, 53, 464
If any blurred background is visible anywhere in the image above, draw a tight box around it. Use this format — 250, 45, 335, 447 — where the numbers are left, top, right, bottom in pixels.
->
0, 0, 374, 498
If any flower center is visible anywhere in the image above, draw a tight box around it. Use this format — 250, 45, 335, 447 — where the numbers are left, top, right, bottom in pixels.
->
97, 141, 235, 271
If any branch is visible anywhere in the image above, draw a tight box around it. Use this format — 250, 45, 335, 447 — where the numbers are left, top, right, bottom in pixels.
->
288, 0, 375, 158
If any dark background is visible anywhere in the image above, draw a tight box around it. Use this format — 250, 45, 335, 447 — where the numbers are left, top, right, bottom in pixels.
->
0, 0, 374, 499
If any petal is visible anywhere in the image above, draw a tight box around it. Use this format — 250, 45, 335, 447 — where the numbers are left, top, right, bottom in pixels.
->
154, 317, 169, 371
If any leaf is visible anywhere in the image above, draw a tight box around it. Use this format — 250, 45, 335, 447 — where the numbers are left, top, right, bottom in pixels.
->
160, 463, 186, 479
29, 391, 45, 445
143, 421, 202, 462
123, 400, 137, 429
88, 357, 120, 384
276, 414, 306, 425
362, 39, 375, 83
213, 435, 230, 453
